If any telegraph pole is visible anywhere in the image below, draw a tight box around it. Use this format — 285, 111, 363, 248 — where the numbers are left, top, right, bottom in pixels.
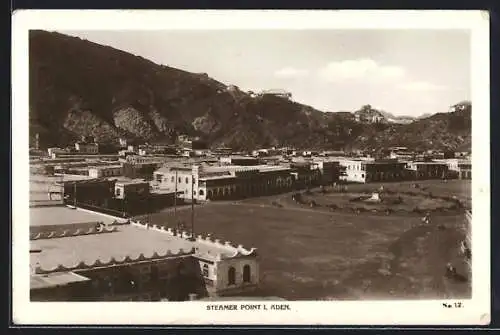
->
147, 188, 151, 226
73, 182, 77, 207
174, 169, 178, 227
190, 174, 195, 241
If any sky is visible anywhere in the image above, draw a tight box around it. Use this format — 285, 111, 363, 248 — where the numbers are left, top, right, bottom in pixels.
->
60, 30, 470, 117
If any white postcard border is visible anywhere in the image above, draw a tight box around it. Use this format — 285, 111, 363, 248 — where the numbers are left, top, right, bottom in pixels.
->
12, 10, 490, 325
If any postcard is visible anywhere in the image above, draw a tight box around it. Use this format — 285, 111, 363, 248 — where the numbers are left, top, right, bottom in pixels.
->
12, 9, 490, 325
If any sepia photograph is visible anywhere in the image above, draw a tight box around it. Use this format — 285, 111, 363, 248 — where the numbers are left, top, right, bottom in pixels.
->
12, 10, 490, 325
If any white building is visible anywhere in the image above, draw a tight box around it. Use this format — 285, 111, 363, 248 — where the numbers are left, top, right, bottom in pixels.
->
88, 165, 123, 178
153, 164, 293, 201
47, 147, 67, 158
75, 142, 99, 154
119, 138, 128, 148
337, 158, 407, 183
131, 221, 260, 297
436, 158, 472, 179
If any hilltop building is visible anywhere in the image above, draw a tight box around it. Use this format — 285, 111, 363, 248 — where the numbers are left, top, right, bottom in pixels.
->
449, 101, 471, 113
257, 89, 292, 100
75, 137, 99, 154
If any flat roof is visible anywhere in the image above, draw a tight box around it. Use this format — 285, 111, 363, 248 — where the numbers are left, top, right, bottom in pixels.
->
57, 177, 113, 185
30, 206, 124, 227
30, 221, 235, 271
31, 272, 91, 290
221, 155, 257, 160
115, 180, 149, 186
200, 174, 235, 181
409, 161, 448, 165
88, 165, 122, 170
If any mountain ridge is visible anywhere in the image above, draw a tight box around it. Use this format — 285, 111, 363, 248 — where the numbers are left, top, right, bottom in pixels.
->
29, 30, 471, 152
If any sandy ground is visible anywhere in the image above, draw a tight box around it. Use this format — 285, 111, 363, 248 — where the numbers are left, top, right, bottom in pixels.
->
135, 180, 471, 300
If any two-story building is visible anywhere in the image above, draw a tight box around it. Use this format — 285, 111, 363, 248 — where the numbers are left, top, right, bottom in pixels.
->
312, 159, 340, 184
337, 158, 407, 183
439, 159, 472, 180
114, 180, 150, 200
75, 142, 99, 154
153, 164, 294, 201
122, 161, 163, 180
405, 161, 449, 180
289, 161, 322, 188
88, 165, 123, 178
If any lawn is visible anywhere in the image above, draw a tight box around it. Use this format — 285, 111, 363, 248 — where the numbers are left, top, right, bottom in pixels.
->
138, 179, 471, 300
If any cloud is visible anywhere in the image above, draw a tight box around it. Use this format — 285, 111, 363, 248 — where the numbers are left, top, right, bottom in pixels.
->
318, 58, 405, 82
274, 67, 309, 78
398, 81, 448, 92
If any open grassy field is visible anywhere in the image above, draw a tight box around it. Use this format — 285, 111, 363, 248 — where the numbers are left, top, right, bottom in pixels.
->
137, 180, 471, 300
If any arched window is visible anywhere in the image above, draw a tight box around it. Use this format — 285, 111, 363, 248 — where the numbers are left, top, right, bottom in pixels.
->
185, 177, 189, 184
171, 176, 174, 182
199, 189, 204, 196
228, 266, 236, 285
243, 264, 251, 283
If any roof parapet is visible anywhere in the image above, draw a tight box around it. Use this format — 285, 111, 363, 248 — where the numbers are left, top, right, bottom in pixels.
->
131, 220, 257, 259
30, 225, 118, 240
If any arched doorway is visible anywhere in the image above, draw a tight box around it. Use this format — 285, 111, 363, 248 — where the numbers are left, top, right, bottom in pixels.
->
243, 264, 251, 283
228, 266, 236, 285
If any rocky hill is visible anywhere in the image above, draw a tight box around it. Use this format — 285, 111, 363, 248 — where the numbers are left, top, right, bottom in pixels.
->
29, 30, 471, 152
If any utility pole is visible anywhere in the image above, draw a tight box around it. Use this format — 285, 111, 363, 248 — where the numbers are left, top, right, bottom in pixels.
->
174, 170, 177, 220
73, 182, 77, 207
190, 174, 195, 241
147, 191, 151, 226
